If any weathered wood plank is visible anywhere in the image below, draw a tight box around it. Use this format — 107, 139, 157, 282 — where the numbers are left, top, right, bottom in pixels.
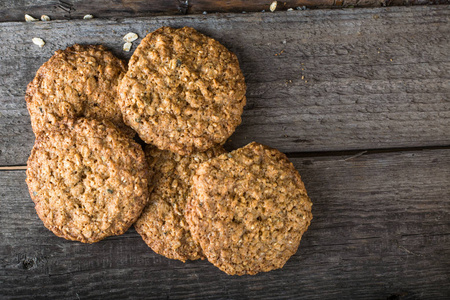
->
0, 6, 449, 166
1, 149, 449, 299
189, 0, 450, 13
2, 0, 448, 23
0, 0, 186, 23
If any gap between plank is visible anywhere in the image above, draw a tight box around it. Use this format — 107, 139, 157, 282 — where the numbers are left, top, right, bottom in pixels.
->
283, 144, 450, 158
1, 144, 449, 171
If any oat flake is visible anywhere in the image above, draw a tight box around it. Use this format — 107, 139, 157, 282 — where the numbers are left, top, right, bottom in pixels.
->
270, 1, 277, 12
25, 14, 38, 22
32, 38, 45, 47
123, 42, 132, 52
123, 32, 138, 43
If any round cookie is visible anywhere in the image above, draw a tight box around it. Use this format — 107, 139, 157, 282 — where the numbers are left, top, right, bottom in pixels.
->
118, 26, 246, 155
26, 44, 131, 135
185, 142, 312, 275
26, 118, 149, 243
135, 145, 226, 262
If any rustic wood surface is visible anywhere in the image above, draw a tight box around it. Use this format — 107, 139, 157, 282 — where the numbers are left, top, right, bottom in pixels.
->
0, 6, 449, 166
2, 0, 450, 23
1, 149, 449, 299
0, 4, 449, 299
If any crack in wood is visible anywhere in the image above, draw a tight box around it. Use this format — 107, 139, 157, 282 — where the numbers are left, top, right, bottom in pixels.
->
57, 0, 75, 13
1, 145, 450, 170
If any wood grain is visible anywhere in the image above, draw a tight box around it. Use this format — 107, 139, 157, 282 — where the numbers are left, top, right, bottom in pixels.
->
1, 149, 449, 299
2, 0, 449, 22
0, 0, 186, 23
0, 6, 449, 166
189, 0, 450, 13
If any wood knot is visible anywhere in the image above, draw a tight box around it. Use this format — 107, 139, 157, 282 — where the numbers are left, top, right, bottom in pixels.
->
21, 257, 37, 270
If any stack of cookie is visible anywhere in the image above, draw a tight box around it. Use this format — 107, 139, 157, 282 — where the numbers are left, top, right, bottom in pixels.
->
25, 27, 312, 275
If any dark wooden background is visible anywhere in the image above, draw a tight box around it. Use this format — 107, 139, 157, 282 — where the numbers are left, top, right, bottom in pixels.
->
2, 0, 450, 22
0, 1, 449, 299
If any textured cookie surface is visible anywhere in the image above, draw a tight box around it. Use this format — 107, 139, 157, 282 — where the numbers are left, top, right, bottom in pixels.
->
118, 26, 246, 155
186, 142, 312, 275
26, 44, 130, 135
26, 118, 148, 243
135, 145, 226, 262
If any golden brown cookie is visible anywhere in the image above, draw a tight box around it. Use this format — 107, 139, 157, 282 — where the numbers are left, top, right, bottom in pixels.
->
185, 142, 312, 275
118, 26, 246, 155
26, 44, 131, 135
26, 118, 148, 243
135, 145, 226, 262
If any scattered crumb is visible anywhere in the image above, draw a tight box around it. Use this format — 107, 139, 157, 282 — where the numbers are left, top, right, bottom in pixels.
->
203, 11, 207, 15
274, 49, 285, 56
32, 37, 45, 47
41, 15, 50, 21
390, 58, 393, 61
123, 42, 132, 52
287, 8, 294, 11
373, 14, 379, 19
123, 32, 138, 43
25, 14, 38, 22
83, 14, 94, 20
270, 1, 277, 12
301, 75, 304, 80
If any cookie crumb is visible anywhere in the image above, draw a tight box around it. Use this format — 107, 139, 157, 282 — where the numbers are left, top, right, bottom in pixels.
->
41, 15, 50, 21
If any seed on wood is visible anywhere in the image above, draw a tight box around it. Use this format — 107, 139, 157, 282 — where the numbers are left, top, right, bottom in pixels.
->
83, 14, 94, 20
41, 15, 50, 21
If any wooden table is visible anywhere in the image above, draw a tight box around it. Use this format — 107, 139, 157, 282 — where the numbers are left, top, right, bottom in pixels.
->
1, 2, 449, 299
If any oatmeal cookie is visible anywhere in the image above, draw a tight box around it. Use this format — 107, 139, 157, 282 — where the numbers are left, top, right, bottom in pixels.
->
26, 44, 131, 135
185, 142, 312, 275
135, 145, 226, 262
26, 118, 148, 243
118, 26, 246, 155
